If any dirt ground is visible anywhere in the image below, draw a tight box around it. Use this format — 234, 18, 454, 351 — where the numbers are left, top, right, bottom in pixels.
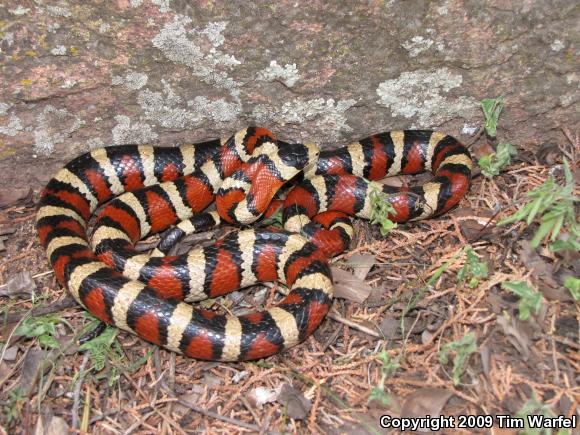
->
0, 126, 578, 434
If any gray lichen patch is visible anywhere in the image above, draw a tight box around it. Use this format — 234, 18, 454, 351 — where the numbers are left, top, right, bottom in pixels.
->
0, 114, 23, 137
257, 61, 300, 88
46, 5, 72, 18
86, 137, 105, 150
152, 0, 172, 13
0, 103, 11, 116
252, 98, 356, 143
402, 36, 434, 58
9, 6, 31, 16
137, 81, 241, 128
50, 45, 67, 56
151, 17, 240, 97
112, 72, 149, 91
112, 115, 158, 145
376, 68, 477, 127
33, 106, 82, 156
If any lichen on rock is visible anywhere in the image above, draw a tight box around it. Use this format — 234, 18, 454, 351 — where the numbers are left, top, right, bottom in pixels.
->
112, 72, 149, 91
151, 16, 240, 97
376, 68, 477, 127
257, 61, 300, 88
112, 115, 158, 145
33, 106, 82, 156
252, 98, 356, 143
137, 81, 241, 128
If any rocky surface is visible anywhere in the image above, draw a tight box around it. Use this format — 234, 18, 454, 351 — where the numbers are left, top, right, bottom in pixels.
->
0, 0, 578, 189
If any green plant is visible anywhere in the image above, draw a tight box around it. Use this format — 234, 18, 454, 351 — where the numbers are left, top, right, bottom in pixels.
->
516, 393, 570, 435
502, 281, 543, 321
498, 160, 579, 251
3, 387, 25, 426
260, 205, 284, 227
480, 97, 504, 137
78, 322, 119, 372
457, 247, 488, 288
478, 142, 518, 178
368, 349, 400, 406
439, 331, 477, 385
564, 276, 579, 301
14, 314, 65, 349
78, 317, 153, 387
369, 185, 397, 236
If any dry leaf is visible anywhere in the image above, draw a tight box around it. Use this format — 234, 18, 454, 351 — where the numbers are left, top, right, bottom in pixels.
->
379, 175, 404, 188
331, 267, 372, 303
401, 388, 454, 427
517, 240, 571, 301
496, 314, 531, 360
276, 383, 311, 420
535, 142, 560, 166
2, 345, 18, 362
20, 349, 47, 396
479, 345, 491, 379
454, 207, 496, 240
0, 271, 36, 298
378, 315, 415, 339
248, 386, 277, 408
173, 386, 206, 416
345, 253, 376, 280
34, 409, 70, 435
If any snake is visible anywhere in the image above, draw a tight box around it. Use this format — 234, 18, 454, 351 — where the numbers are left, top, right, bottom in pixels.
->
36, 127, 472, 361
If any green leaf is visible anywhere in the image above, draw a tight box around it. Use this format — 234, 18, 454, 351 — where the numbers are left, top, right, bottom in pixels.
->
369, 185, 398, 236
564, 277, 580, 300
477, 142, 517, 179
530, 218, 556, 248
439, 331, 477, 385
38, 334, 60, 349
368, 387, 392, 406
498, 161, 578, 251
550, 239, 580, 252
14, 314, 61, 348
480, 97, 504, 137
78, 324, 119, 372
502, 281, 543, 321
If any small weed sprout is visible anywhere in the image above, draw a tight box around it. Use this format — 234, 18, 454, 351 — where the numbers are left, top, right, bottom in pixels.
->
563, 276, 579, 301
78, 323, 119, 373
368, 349, 400, 406
498, 160, 579, 251
261, 205, 284, 227
78, 316, 154, 387
480, 97, 504, 137
14, 314, 66, 349
478, 142, 518, 178
457, 247, 488, 288
502, 281, 543, 321
3, 387, 25, 425
438, 331, 477, 385
516, 393, 570, 435
369, 185, 397, 236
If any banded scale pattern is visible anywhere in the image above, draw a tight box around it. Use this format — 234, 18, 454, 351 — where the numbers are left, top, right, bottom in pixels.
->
89, 134, 318, 302
284, 130, 472, 252
37, 127, 472, 361
37, 128, 331, 360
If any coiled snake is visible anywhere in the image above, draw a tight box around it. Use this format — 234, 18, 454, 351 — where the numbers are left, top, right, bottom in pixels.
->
37, 127, 471, 361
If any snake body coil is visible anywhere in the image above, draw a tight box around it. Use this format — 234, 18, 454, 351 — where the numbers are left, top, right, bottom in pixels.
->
37, 127, 471, 361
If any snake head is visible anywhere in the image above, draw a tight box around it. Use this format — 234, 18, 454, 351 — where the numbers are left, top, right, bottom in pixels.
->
277, 140, 319, 174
